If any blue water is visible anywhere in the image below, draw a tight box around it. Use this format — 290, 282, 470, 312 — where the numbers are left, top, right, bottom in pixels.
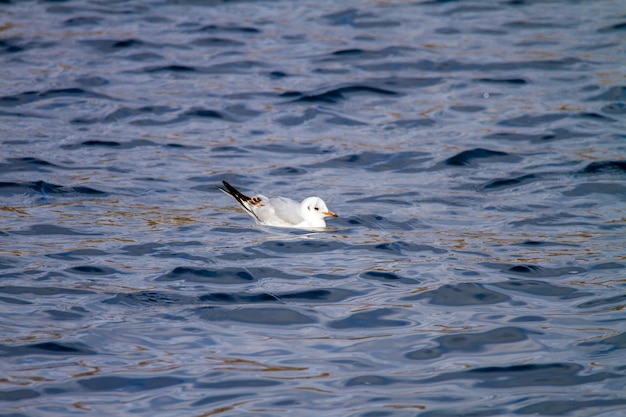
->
1, 0, 626, 416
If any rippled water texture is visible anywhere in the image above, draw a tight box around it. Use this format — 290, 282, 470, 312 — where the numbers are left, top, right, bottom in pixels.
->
2, 0, 626, 416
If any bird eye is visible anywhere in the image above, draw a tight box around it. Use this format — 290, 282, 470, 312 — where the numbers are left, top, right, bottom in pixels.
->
314, 207, 319, 211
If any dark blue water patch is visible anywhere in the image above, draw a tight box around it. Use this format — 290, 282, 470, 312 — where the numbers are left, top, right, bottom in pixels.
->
269, 70, 289, 79
256, 240, 347, 255
156, 267, 253, 284
329, 308, 411, 329
153, 105, 263, 125
577, 294, 626, 309
286, 288, 357, 302
479, 173, 541, 191
144, 64, 196, 73
509, 315, 546, 323
45, 309, 85, 320
324, 46, 416, 61
195, 306, 316, 325
224, 90, 282, 101
419, 408, 505, 417
598, 20, 626, 32
435, 26, 462, 35
359, 271, 419, 285
504, 19, 577, 30
579, 332, 626, 351
191, 37, 245, 48
119, 241, 203, 257
363, 76, 443, 90
155, 266, 306, 284
205, 60, 267, 74
401, 283, 510, 306
342, 215, 423, 231
0, 285, 95, 296
359, 241, 446, 256
308, 151, 430, 172
199, 288, 357, 305
78, 376, 185, 393
581, 160, 626, 175
515, 240, 579, 248
191, 393, 251, 407
320, 8, 400, 28
0, 88, 114, 107
194, 23, 261, 34
273, 107, 318, 126
474, 77, 527, 85
103, 291, 195, 307
0, 295, 32, 305
323, 111, 368, 126
71, 106, 177, 125
185, 107, 226, 120
0, 341, 96, 357
275, 107, 367, 127
12, 224, 100, 236
280, 85, 398, 104
563, 182, 626, 198
418, 363, 621, 388
574, 111, 617, 123
344, 375, 397, 387
586, 85, 626, 101
66, 265, 119, 276
62, 139, 121, 148
224, 104, 263, 119
0, 181, 107, 198
0, 388, 40, 402
78, 38, 153, 53
0, 157, 60, 173
590, 262, 624, 271
0, 37, 56, 55
45, 3, 147, 15
358, 57, 584, 73
484, 127, 590, 143
246, 143, 332, 156
268, 166, 307, 176
210, 145, 250, 155
320, 8, 362, 26
0, 38, 26, 54
125, 51, 164, 62
0, 108, 48, 119
516, 398, 626, 416
497, 113, 568, 128
215, 244, 293, 262
450, 105, 485, 113
482, 263, 587, 278
601, 102, 626, 114
347, 191, 420, 206
63, 16, 104, 27
442, 148, 521, 167
195, 378, 281, 390
406, 327, 531, 360
384, 118, 436, 130
508, 212, 599, 228
492, 280, 591, 300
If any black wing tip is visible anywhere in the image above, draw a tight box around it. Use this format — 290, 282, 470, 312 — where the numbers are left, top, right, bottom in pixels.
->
216, 180, 262, 222
217, 181, 243, 197
216, 180, 253, 202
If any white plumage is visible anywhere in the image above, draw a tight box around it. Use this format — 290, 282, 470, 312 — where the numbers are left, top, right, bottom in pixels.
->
216, 181, 337, 229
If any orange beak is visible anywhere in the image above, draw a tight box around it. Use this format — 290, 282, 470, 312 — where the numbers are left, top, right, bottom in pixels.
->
324, 211, 338, 217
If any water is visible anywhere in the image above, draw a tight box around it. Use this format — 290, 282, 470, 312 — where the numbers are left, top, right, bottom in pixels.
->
1, 0, 625, 416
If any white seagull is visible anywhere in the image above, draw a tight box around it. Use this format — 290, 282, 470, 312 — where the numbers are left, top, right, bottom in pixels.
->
216, 181, 338, 228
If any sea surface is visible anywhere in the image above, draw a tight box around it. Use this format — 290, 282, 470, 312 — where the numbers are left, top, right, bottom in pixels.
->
1, 0, 625, 416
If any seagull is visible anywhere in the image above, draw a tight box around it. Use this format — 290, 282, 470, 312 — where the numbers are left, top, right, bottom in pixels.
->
216, 181, 338, 228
